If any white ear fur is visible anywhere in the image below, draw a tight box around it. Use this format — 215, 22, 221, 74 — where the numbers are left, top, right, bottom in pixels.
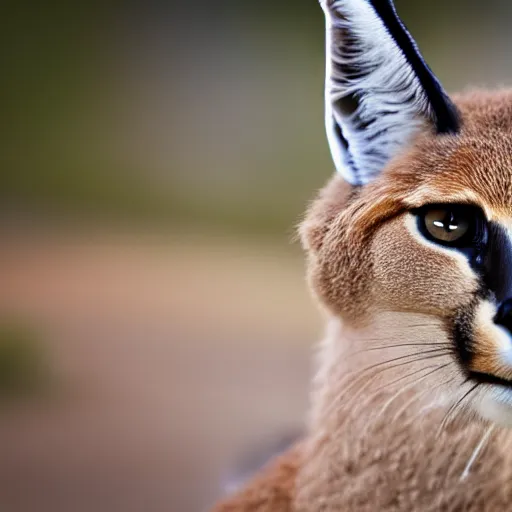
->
321, 0, 458, 185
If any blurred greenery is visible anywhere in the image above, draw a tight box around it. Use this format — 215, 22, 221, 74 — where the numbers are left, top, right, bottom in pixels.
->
0, 322, 49, 398
0, 0, 510, 235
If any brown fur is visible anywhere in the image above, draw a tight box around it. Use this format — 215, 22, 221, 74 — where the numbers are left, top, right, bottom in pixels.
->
212, 91, 512, 511
212, 444, 302, 512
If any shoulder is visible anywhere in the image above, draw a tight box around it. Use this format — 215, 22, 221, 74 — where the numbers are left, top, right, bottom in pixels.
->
211, 443, 303, 512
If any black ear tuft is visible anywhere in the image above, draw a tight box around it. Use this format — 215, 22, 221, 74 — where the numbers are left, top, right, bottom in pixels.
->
321, 0, 460, 185
367, 0, 459, 135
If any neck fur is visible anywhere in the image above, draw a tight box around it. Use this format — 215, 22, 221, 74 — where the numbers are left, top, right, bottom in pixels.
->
309, 312, 451, 431
295, 312, 512, 511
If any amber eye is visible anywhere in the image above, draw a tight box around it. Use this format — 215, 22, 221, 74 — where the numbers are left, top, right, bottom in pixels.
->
415, 204, 488, 253
424, 207, 470, 243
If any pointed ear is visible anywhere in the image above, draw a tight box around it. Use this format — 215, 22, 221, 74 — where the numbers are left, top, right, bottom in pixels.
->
321, 0, 460, 185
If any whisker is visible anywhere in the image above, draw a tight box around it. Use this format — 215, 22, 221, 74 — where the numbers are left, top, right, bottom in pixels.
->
391, 373, 456, 424
356, 342, 452, 354
460, 424, 495, 481
344, 347, 452, 382
437, 382, 480, 438
340, 351, 450, 404
382, 362, 453, 414
379, 362, 447, 391
325, 352, 451, 419
401, 377, 458, 439
360, 363, 452, 438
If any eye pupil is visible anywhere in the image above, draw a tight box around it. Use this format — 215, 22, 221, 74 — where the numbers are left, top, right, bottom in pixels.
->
416, 204, 488, 253
423, 207, 471, 243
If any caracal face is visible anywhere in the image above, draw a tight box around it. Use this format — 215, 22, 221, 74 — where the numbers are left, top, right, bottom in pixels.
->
304, 0, 512, 428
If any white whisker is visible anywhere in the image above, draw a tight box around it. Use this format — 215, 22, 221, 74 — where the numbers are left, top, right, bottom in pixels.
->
460, 424, 495, 481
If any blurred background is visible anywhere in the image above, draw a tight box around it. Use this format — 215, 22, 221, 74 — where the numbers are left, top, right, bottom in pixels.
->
1, 0, 511, 510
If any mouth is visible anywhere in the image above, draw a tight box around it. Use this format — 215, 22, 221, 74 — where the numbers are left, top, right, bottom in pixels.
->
462, 355, 512, 426
448, 296, 512, 426
452, 313, 512, 425
452, 303, 512, 389
468, 371, 512, 389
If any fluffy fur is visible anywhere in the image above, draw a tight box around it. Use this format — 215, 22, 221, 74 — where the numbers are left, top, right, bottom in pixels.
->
211, 0, 512, 506
212, 91, 512, 511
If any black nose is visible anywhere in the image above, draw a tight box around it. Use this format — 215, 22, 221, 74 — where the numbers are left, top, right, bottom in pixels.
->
494, 299, 512, 333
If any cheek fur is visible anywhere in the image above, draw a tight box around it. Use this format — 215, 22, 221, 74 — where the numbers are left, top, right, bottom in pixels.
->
371, 214, 479, 316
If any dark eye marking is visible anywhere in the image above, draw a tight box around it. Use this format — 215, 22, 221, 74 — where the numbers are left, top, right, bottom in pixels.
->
482, 222, 512, 303
413, 203, 488, 266
414, 206, 512, 306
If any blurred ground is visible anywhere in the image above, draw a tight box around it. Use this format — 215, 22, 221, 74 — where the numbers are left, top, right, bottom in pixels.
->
0, 230, 319, 512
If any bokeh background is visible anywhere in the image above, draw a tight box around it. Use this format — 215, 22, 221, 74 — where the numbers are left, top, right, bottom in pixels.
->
1, 1, 511, 510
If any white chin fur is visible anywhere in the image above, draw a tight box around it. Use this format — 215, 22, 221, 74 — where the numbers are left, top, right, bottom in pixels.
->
477, 386, 512, 427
